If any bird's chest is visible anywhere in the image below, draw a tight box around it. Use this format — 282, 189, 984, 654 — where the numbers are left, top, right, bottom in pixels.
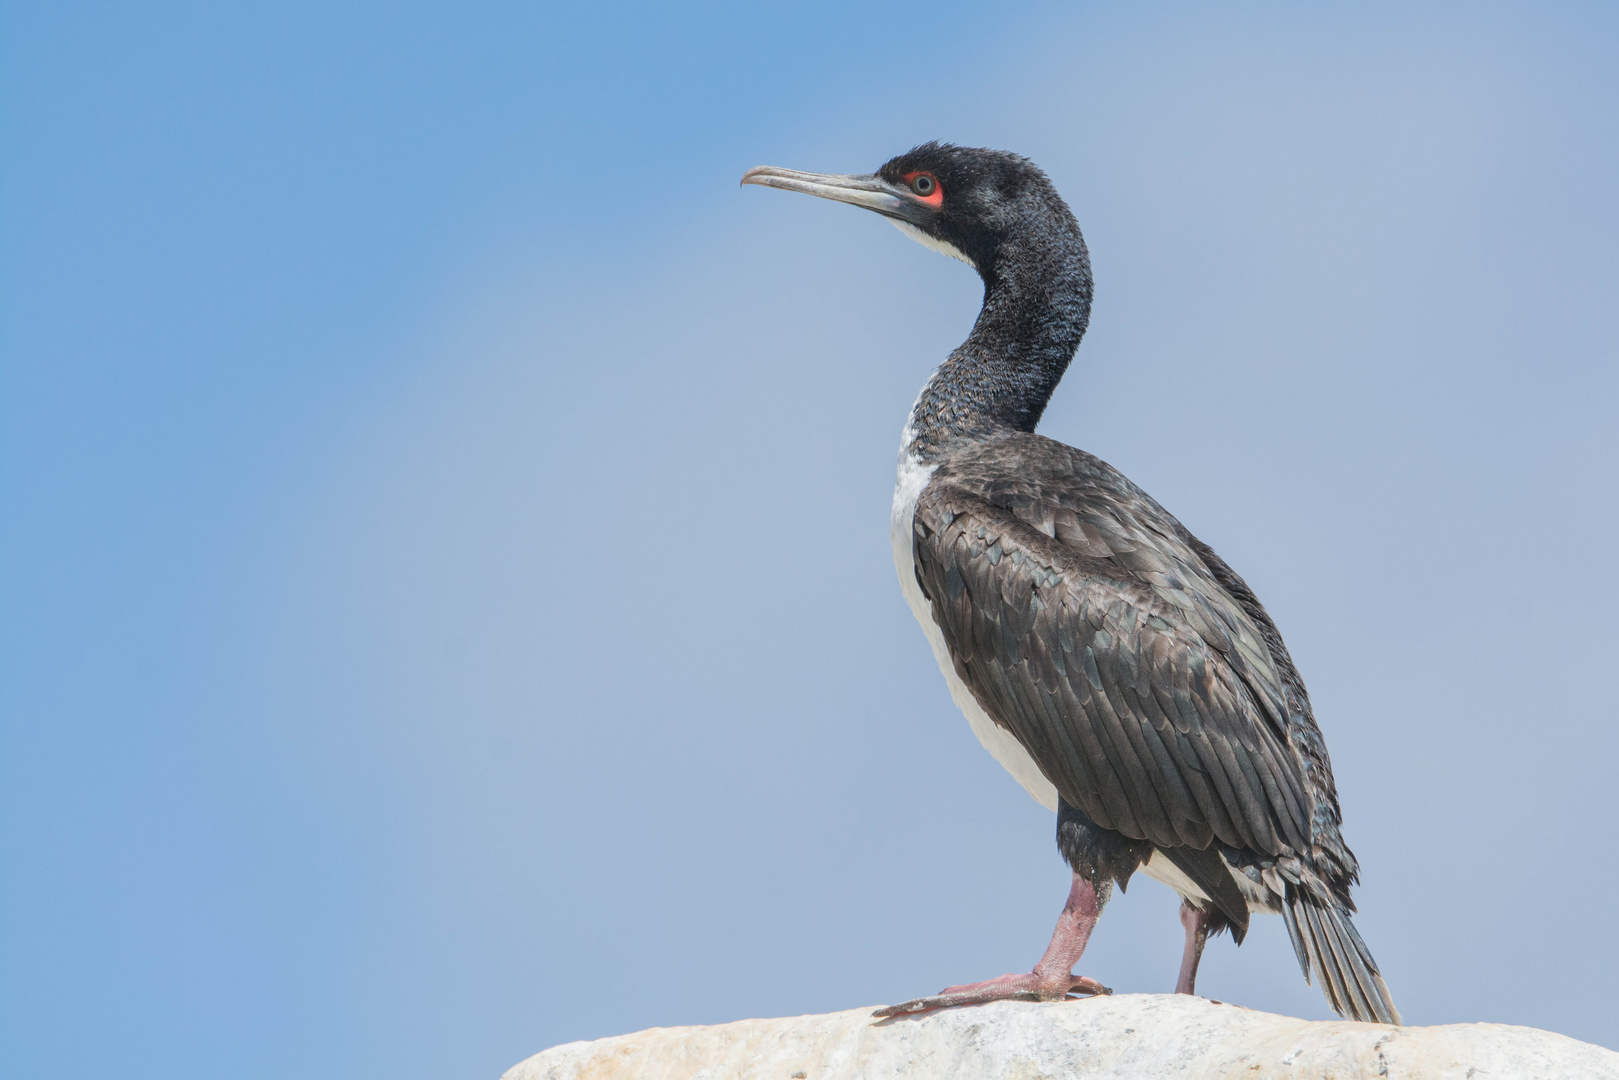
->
891, 452, 1059, 811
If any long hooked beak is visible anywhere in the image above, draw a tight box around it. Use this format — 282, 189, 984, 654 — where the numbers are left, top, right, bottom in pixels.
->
740, 166, 931, 226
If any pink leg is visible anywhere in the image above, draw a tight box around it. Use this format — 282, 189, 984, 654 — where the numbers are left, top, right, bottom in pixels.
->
873, 873, 1112, 1018
1175, 900, 1210, 996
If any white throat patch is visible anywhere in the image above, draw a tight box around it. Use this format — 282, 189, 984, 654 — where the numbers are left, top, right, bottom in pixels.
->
889, 220, 976, 269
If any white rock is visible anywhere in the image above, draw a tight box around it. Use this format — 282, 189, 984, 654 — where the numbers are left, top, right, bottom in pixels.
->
503, 994, 1618, 1080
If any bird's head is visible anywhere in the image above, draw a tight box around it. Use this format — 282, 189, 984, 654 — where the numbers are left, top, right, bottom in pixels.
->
741, 142, 1079, 279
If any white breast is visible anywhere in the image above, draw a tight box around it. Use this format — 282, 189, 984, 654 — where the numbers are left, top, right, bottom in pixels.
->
892, 438, 1060, 811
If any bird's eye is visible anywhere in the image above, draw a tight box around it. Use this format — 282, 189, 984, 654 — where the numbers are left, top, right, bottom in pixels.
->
911, 174, 937, 196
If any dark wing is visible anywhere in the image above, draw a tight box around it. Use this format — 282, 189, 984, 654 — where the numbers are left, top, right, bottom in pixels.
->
912, 443, 1313, 857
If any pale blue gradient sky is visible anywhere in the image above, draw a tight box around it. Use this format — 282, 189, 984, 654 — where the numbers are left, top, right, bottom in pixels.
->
4, 3, 1617, 1078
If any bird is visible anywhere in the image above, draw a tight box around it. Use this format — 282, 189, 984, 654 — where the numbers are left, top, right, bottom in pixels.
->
740, 143, 1401, 1025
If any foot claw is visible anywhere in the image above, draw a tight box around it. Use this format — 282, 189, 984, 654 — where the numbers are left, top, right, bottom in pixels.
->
1069, 975, 1112, 996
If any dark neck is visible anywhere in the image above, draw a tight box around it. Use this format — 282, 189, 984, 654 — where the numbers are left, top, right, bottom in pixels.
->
904, 229, 1092, 460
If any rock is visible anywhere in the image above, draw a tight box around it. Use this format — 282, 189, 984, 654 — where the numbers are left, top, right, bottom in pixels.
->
503, 994, 1618, 1079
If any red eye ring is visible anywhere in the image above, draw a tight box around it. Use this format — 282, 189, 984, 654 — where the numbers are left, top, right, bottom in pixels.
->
902, 171, 944, 208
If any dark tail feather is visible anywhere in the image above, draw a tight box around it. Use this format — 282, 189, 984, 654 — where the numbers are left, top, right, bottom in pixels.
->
1282, 886, 1401, 1025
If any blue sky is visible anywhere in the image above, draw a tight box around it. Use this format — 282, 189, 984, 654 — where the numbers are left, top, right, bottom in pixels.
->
3, 3, 1617, 1077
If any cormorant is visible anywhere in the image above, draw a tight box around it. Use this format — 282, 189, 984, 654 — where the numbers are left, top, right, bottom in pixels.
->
741, 143, 1400, 1025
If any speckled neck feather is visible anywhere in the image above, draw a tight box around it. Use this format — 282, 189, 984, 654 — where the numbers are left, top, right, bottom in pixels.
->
904, 191, 1093, 459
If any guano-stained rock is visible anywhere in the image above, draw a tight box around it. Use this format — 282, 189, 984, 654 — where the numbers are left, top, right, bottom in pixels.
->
504, 994, 1618, 1080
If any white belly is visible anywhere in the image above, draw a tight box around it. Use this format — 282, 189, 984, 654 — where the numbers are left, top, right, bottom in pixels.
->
1137, 849, 1212, 902
892, 450, 1060, 811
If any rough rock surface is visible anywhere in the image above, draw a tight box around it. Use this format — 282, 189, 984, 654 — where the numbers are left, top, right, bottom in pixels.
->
504, 994, 1618, 1080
